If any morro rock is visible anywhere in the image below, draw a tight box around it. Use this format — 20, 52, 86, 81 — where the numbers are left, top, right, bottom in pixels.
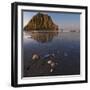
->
24, 12, 59, 31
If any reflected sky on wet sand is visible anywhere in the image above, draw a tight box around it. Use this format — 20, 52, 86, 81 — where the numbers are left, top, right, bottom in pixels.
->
23, 31, 80, 77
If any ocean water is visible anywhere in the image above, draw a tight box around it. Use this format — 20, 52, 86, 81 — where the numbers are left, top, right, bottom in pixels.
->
23, 31, 80, 77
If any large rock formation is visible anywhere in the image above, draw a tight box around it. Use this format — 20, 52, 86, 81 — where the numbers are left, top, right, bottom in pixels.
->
24, 12, 59, 31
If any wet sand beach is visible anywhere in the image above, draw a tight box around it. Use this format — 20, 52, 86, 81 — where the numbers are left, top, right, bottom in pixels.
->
23, 31, 80, 77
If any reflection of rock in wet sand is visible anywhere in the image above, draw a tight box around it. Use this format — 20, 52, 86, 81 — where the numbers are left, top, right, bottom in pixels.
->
23, 32, 80, 77
25, 54, 58, 77
23, 31, 59, 77
30, 31, 59, 43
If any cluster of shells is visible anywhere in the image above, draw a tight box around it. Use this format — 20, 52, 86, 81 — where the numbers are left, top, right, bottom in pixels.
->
32, 54, 58, 73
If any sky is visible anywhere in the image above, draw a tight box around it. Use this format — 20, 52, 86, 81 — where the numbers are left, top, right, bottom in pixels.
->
23, 11, 80, 31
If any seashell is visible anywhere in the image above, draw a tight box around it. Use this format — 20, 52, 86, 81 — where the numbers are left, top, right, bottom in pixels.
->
47, 60, 52, 64
50, 62, 55, 67
32, 54, 39, 60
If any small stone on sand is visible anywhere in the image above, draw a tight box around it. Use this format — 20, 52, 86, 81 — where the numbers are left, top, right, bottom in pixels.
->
50, 69, 53, 72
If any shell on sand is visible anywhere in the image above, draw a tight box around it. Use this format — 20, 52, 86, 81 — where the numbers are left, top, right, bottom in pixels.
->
50, 62, 55, 67
47, 60, 52, 64
32, 54, 40, 60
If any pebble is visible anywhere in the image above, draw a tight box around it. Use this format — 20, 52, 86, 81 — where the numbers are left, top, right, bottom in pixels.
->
50, 69, 53, 72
